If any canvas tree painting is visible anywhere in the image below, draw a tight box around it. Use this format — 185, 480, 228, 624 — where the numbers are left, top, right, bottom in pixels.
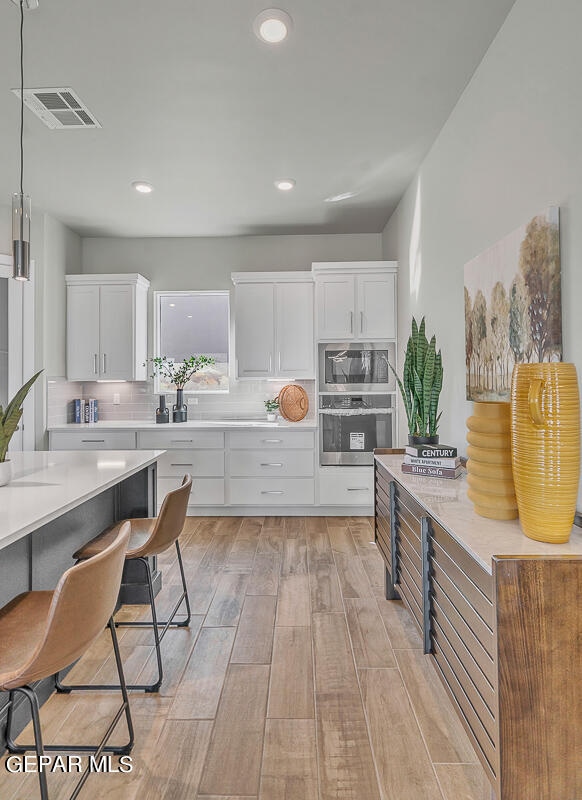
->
464, 207, 561, 401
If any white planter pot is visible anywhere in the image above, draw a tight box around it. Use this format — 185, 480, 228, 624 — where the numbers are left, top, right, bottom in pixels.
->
266, 413, 277, 422
0, 460, 13, 487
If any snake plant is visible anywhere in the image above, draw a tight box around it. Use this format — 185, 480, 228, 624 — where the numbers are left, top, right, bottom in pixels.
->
0, 370, 43, 462
388, 317, 443, 439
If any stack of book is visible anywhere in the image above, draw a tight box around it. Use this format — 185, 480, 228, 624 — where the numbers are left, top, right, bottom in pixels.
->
73, 398, 98, 423
402, 443, 462, 479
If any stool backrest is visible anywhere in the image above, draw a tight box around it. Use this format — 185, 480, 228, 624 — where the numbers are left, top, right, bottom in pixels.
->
133, 474, 192, 557
15, 521, 131, 686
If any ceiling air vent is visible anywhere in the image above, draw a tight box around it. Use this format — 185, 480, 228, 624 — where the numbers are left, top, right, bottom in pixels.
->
11, 87, 101, 130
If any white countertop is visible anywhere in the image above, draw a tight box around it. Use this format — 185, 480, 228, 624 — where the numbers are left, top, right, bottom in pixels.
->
375, 453, 582, 574
0, 450, 163, 551
48, 419, 318, 431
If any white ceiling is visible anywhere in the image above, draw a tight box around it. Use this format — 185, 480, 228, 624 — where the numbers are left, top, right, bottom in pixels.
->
0, 0, 516, 238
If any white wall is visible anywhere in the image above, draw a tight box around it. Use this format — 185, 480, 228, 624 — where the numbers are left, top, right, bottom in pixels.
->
82, 233, 383, 290
382, 0, 582, 508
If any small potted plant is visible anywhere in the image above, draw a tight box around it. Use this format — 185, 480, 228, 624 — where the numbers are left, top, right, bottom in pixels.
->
264, 398, 279, 422
0, 370, 43, 486
147, 355, 215, 422
388, 317, 443, 446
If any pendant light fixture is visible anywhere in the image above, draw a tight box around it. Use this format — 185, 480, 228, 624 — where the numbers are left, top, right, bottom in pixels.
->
12, 0, 37, 281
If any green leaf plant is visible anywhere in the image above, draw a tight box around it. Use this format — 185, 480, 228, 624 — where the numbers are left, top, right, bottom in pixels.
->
387, 317, 443, 439
0, 370, 43, 462
147, 355, 215, 389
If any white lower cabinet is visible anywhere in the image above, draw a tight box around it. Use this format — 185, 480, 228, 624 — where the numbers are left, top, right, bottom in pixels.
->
158, 477, 225, 507
49, 430, 136, 450
318, 466, 374, 506
228, 429, 315, 507
230, 478, 315, 506
136, 430, 225, 510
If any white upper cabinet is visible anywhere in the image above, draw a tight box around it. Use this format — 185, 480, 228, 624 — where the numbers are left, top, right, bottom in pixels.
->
313, 261, 397, 341
233, 272, 314, 379
66, 274, 149, 381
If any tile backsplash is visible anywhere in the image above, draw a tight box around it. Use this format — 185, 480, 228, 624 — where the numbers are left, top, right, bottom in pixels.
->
47, 377, 316, 424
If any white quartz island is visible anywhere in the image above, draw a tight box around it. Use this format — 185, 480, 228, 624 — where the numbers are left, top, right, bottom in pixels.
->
0, 449, 164, 741
0, 449, 163, 551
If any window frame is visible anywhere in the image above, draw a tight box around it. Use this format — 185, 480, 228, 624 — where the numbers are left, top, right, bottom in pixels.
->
153, 289, 231, 394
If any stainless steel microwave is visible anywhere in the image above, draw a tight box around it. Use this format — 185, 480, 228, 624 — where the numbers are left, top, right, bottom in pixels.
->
319, 342, 396, 393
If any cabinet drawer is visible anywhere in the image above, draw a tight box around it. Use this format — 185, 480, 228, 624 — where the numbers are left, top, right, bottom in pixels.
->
157, 449, 224, 478
230, 449, 313, 477
319, 467, 374, 505
157, 476, 224, 507
50, 430, 136, 450
138, 430, 224, 449
229, 430, 314, 450
229, 478, 315, 506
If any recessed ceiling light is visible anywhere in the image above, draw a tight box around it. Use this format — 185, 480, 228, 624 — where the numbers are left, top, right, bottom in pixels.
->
253, 9, 292, 44
169, 303, 176, 308
275, 178, 296, 191
187, 315, 193, 318
131, 181, 153, 194
324, 191, 358, 203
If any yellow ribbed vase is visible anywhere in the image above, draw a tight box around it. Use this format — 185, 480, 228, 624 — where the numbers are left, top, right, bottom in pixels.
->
511, 362, 581, 543
466, 402, 518, 520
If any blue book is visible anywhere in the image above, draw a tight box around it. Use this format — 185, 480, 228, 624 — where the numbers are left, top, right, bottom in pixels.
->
74, 398, 82, 424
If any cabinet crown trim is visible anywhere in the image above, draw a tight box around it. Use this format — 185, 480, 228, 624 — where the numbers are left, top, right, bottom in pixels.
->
231, 271, 313, 284
66, 273, 150, 288
311, 261, 397, 275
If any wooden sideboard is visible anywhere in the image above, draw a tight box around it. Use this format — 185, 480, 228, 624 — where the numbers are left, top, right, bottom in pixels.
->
374, 452, 582, 800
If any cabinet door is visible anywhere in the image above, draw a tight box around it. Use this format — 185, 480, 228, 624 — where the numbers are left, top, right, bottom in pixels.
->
235, 283, 275, 377
357, 273, 396, 339
99, 284, 135, 379
67, 284, 100, 381
276, 282, 314, 378
316, 276, 355, 339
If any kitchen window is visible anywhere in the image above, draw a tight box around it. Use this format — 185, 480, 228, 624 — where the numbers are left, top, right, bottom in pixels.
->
154, 291, 230, 392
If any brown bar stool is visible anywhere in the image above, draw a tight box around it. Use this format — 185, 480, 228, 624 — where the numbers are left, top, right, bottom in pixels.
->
57, 474, 192, 693
0, 521, 133, 800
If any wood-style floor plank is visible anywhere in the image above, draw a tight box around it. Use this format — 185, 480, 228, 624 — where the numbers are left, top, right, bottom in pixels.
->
268, 626, 314, 719
246, 553, 280, 596
359, 668, 444, 800
435, 764, 493, 800
204, 573, 249, 627
344, 598, 396, 668
333, 550, 374, 598
276, 574, 310, 626
312, 612, 359, 695
260, 718, 318, 800
395, 649, 479, 764
141, 719, 214, 800
167, 626, 235, 719
316, 691, 381, 800
376, 596, 423, 650
198, 664, 270, 797
230, 595, 277, 664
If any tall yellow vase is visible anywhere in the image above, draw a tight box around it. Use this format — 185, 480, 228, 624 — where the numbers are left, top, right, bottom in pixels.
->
511, 362, 581, 543
466, 402, 518, 520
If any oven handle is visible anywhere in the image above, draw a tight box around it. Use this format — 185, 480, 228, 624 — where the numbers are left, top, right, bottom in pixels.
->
318, 408, 393, 415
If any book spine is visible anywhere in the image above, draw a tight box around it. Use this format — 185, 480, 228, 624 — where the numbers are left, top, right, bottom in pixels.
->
74, 398, 81, 424
405, 446, 458, 458
93, 399, 98, 423
88, 399, 95, 423
84, 401, 89, 423
401, 463, 461, 479
405, 455, 460, 468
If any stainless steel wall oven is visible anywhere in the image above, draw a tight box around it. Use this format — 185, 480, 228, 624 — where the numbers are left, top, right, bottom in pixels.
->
319, 394, 394, 465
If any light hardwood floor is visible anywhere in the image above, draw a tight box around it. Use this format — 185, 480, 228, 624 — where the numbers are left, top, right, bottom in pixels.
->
1, 516, 492, 800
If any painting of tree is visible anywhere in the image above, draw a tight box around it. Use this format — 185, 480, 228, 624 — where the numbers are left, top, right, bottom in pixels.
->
464, 207, 561, 401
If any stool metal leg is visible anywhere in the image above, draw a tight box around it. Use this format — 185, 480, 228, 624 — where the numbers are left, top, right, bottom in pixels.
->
12, 619, 134, 758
